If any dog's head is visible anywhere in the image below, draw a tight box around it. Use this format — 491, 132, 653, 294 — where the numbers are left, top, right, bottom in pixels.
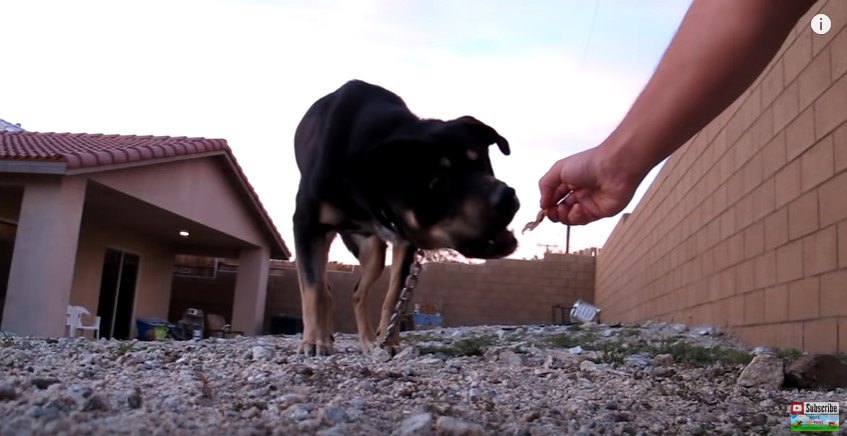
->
354, 116, 519, 259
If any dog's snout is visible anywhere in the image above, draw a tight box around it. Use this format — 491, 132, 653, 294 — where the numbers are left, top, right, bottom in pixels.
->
491, 185, 519, 215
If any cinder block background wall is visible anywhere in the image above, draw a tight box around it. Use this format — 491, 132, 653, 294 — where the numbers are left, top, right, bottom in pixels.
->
595, 0, 847, 353
171, 252, 595, 334
262, 252, 595, 334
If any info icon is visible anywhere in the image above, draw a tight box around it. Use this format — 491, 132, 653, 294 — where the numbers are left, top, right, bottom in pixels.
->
811, 14, 832, 35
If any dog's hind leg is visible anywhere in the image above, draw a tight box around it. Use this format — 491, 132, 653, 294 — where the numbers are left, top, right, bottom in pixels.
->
377, 241, 416, 353
293, 213, 336, 356
341, 233, 387, 353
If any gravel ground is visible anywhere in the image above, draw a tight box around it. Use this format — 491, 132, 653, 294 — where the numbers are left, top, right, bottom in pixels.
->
1, 322, 845, 435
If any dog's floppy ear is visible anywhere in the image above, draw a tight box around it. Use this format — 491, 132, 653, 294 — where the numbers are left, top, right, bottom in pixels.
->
454, 115, 510, 156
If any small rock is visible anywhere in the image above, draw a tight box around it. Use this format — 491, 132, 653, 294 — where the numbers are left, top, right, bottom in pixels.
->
241, 349, 253, 360
499, 350, 527, 366
568, 346, 583, 355
0, 383, 18, 401
467, 387, 483, 403
624, 354, 650, 368
29, 405, 61, 421
784, 354, 847, 390
395, 346, 420, 360
82, 395, 110, 412
32, 377, 61, 390
435, 416, 484, 436
371, 347, 392, 363
737, 354, 784, 390
126, 390, 142, 409
752, 346, 775, 355
579, 360, 598, 372
522, 411, 540, 422
359, 380, 377, 393
651, 354, 674, 366
252, 346, 274, 361
319, 405, 349, 426
694, 325, 716, 336
67, 384, 93, 401
663, 323, 687, 334
543, 354, 567, 369
277, 393, 307, 409
242, 407, 260, 419
297, 418, 322, 432
394, 412, 433, 436
286, 404, 312, 421
43, 418, 70, 433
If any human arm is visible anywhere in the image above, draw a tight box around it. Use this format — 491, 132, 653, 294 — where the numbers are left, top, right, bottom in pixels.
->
540, 0, 816, 225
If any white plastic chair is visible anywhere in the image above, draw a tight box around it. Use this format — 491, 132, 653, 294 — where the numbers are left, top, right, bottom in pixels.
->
66, 305, 101, 339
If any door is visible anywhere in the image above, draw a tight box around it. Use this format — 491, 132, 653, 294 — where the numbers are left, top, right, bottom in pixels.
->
97, 248, 140, 339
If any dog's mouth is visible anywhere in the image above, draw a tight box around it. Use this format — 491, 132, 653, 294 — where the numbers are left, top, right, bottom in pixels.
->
455, 227, 518, 259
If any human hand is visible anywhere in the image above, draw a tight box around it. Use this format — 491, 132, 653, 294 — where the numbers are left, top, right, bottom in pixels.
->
538, 145, 643, 225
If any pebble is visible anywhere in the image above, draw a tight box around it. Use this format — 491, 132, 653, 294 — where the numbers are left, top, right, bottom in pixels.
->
82, 395, 109, 412
0, 383, 18, 401
436, 416, 484, 436
394, 412, 433, 436
395, 346, 420, 360
31, 377, 61, 390
579, 360, 599, 372
319, 405, 349, 425
737, 354, 784, 390
651, 354, 674, 366
371, 347, 392, 363
126, 390, 143, 409
252, 346, 274, 361
498, 350, 527, 366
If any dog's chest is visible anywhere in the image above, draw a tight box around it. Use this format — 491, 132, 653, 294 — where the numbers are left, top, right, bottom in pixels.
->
319, 202, 402, 242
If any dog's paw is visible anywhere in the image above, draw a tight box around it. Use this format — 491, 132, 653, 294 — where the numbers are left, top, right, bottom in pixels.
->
381, 344, 400, 356
297, 340, 334, 357
359, 336, 379, 354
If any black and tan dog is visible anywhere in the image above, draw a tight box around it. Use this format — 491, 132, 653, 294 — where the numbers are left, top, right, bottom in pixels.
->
293, 80, 520, 356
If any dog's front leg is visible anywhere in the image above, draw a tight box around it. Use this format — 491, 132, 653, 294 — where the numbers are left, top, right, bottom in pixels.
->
293, 220, 336, 356
377, 241, 416, 353
347, 235, 386, 353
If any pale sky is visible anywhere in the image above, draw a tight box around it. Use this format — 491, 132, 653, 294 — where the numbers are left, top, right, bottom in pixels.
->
1, 0, 692, 263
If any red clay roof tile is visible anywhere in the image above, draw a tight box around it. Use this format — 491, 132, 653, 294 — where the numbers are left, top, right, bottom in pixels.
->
0, 131, 230, 169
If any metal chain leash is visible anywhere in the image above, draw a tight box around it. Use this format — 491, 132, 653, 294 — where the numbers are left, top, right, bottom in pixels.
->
380, 248, 425, 349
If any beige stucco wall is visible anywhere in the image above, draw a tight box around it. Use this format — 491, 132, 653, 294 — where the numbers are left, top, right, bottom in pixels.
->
3, 155, 277, 337
595, 0, 847, 353
89, 157, 267, 248
70, 215, 175, 337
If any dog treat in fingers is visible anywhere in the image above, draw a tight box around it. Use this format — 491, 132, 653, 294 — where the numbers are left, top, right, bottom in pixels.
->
522, 209, 547, 234
522, 191, 573, 234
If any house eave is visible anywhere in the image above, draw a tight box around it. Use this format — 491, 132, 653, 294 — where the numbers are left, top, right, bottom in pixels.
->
0, 160, 67, 174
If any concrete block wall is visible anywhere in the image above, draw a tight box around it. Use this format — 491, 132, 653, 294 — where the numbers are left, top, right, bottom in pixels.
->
595, 0, 847, 353
263, 252, 595, 334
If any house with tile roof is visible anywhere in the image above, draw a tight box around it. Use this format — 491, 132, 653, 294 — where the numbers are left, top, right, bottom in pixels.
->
0, 130, 291, 339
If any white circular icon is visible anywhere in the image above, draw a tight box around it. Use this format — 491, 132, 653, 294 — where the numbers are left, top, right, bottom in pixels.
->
811, 14, 832, 35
